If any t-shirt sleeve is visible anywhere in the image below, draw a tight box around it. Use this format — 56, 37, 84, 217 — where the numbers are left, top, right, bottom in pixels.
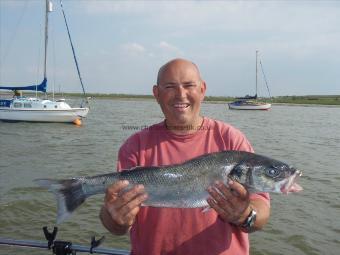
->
117, 135, 139, 172
228, 126, 254, 153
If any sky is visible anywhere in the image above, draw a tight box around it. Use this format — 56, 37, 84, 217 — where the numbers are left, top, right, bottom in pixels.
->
0, 0, 340, 97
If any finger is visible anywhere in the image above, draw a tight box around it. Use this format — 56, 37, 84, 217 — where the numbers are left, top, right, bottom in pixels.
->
109, 193, 148, 227
107, 180, 130, 193
208, 181, 236, 205
207, 185, 233, 210
227, 179, 248, 199
118, 184, 146, 205
215, 181, 250, 215
110, 205, 140, 227
108, 184, 146, 213
121, 206, 141, 226
208, 181, 249, 218
207, 197, 221, 213
105, 180, 129, 202
118, 192, 148, 216
207, 197, 230, 221
215, 181, 235, 200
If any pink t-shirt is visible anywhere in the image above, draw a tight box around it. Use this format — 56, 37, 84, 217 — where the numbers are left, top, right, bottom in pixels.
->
117, 117, 270, 255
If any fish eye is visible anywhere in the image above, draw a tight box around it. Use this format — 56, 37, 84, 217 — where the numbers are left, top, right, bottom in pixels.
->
265, 167, 281, 177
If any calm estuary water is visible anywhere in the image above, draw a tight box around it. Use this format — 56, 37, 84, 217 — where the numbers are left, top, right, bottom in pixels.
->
0, 98, 339, 255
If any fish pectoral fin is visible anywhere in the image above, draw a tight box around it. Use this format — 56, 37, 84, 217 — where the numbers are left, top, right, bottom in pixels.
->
201, 206, 212, 213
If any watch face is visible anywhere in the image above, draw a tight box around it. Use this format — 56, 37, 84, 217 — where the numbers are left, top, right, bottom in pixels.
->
241, 209, 257, 231
249, 210, 257, 227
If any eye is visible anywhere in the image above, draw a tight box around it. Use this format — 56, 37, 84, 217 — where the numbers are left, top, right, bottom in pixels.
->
183, 83, 197, 89
265, 167, 281, 177
164, 84, 176, 89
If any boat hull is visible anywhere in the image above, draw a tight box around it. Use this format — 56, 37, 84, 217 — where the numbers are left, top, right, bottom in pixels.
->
0, 107, 89, 122
228, 101, 271, 110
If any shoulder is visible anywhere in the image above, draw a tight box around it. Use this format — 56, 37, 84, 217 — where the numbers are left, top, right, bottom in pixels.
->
121, 121, 164, 149
118, 121, 164, 169
207, 118, 235, 131
205, 117, 253, 152
206, 117, 245, 138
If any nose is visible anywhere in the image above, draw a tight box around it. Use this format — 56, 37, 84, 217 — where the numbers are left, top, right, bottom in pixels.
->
175, 85, 186, 98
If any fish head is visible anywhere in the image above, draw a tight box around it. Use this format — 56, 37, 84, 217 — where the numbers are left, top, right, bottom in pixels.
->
229, 156, 303, 194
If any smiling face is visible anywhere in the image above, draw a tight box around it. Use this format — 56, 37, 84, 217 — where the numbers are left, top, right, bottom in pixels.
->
153, 59, 206, 133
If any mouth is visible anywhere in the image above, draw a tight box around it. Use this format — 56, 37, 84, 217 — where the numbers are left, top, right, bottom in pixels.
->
280, 170, 303, 194
173, 103, 190, 110
173, 103, 190, 108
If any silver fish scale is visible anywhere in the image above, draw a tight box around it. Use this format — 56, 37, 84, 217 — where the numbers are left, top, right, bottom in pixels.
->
107, 152, 236, 208
78, 151, 294, 208
36, 150, 300, 223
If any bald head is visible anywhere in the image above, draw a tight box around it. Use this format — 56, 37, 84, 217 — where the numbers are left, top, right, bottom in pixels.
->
156, 58, 202, 85
152, 58, 206, 134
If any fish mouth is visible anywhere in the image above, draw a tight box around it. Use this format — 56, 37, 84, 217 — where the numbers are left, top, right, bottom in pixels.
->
280, 170, 303, 194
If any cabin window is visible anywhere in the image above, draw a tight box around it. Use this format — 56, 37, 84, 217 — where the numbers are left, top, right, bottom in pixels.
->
24, 103, 32, 108
54, 105, 58, 108
0, 100, 11, 107
44, 105, 47, 108
14, 102, 22, 108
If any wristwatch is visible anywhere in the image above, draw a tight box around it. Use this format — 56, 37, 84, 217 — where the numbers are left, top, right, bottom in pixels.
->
240, 207, 257, 232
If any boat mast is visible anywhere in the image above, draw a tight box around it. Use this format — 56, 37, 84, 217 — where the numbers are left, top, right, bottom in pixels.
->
44, 0, 52, 97
255, 50, 258, 98
44, 0, 48, 81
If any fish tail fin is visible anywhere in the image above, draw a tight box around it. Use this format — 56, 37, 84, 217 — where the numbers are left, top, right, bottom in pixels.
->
34, 178, 87, 224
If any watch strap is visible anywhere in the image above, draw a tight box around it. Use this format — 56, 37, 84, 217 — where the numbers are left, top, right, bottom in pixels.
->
240, 207, 257, 232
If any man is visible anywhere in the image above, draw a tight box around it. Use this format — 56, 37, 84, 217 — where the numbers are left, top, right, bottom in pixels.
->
100, 59, 270, 255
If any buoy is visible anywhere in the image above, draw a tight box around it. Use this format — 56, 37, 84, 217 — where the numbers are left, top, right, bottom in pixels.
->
73, 118, 82, 126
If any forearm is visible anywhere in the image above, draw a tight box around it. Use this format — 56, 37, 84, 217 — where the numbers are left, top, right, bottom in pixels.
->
248, 198, 270, 232
236, 198, 270, 233
99, 206, 131, 236
231, 197, 270, 233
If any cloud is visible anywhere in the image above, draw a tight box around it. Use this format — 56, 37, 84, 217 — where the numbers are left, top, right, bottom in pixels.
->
0, 1, 30, 8
2, 1, 340, 95
121, 42, 146, 55
82, 1, 152, 15
158, 41, 181, 54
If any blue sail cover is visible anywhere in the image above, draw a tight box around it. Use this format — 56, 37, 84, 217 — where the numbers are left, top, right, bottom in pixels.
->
0, 78, 47, 93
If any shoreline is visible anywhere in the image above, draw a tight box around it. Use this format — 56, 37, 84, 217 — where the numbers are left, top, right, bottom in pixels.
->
1, 91, 340, 106
85, 94, 340, 106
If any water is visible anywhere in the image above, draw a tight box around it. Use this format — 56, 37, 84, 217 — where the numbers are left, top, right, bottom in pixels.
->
0, 99, 339, 255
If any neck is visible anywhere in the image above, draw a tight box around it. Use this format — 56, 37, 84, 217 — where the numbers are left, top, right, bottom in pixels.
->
165, 116, 204, 135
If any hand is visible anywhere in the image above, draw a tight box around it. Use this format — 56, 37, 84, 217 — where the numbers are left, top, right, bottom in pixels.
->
207, 179, 251, 225
103, 180, 148, 232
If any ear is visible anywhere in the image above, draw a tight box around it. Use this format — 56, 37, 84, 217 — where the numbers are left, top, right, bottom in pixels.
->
200, 81, 207, 101
153, 85, 160, 103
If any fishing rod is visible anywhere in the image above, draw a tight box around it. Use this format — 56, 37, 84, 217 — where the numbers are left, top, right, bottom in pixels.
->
0, 226, 129, 255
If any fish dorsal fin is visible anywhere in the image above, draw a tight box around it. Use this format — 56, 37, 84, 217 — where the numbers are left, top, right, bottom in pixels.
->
127, 165, 159, 172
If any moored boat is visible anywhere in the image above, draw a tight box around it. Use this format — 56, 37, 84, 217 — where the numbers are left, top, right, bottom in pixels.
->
0, 96, 89, 123
0, 0, 89, 124
228, 50, 271, 110
228, 100, 271, 110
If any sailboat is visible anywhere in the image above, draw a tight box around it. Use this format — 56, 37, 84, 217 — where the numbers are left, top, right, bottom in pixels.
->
228, 50, 272, 110
0, 0, 89, 124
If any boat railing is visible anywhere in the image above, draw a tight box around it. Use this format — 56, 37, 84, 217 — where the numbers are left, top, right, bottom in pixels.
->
0, 226, 130, 255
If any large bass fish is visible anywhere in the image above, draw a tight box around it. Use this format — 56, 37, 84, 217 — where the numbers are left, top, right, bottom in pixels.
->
35, 150, 302, 223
